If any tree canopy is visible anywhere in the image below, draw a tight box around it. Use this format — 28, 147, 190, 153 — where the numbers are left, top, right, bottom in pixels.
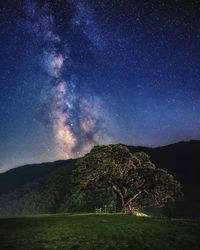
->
71, 144, 183, 212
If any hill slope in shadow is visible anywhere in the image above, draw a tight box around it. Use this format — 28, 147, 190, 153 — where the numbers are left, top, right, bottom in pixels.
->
127, 140, 200, 218
0, 160, 76, 215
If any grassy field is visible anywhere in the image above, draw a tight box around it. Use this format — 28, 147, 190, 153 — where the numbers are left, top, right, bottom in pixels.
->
0, 213, 200, 250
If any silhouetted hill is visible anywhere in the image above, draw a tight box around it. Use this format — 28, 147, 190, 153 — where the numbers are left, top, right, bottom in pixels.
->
0, 160, 67, 195
0, 159, 76, 215
0, 140, 199, 217
127, 140, 200, 218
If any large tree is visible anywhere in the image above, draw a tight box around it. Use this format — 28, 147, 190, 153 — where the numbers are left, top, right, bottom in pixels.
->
71, 144, 183, 212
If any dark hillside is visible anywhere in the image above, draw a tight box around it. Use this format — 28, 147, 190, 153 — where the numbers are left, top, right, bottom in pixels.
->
127, 140, 200, 218
0, 160, 67, 195
0, 160, 76, 216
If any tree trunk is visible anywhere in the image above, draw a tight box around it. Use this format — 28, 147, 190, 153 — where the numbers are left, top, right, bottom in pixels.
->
127, 203, 134, 215
111, 184, 126, 212
116, 194, 126, 212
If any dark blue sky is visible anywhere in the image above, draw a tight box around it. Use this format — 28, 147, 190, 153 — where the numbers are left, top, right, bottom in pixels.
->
0, 0, 200, 171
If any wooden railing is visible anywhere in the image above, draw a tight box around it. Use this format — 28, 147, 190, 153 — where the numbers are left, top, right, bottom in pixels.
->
95, 205, 139, 214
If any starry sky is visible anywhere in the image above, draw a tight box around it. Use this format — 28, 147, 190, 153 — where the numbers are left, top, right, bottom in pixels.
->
0, 0, 200, 172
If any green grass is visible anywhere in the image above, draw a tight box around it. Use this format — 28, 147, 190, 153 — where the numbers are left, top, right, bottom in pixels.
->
0, 213, 200, 250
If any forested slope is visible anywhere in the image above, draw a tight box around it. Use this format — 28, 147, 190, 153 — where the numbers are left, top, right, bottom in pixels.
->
0, 160, 76, 215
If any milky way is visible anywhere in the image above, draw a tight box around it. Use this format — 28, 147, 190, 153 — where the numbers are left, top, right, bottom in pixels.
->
0, 0, 200, 171
24, 0, 112, 159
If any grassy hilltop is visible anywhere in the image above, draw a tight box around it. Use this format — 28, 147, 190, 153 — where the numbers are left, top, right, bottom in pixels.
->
0, 213, 200, 250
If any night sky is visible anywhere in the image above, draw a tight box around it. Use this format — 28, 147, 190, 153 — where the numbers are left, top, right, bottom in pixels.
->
0, 0, 200, 172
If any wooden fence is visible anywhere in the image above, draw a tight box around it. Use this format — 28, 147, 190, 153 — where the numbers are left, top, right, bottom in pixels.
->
95, 205, 139, 215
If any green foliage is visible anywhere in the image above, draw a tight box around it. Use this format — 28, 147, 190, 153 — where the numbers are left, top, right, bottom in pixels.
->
59, 187, 116, 213
72, 144, 183, 211
0, 214, 200, 250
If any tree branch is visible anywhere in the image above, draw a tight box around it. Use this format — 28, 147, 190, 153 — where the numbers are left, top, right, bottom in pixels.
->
112, 184, 124, 202
123, 186, 128, 196
126, 190, 142, 204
